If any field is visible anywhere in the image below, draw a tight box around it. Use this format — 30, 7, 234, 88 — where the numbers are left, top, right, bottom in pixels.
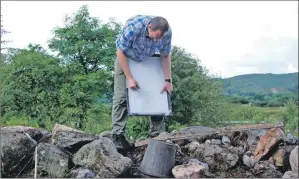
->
224, 103, 283, 124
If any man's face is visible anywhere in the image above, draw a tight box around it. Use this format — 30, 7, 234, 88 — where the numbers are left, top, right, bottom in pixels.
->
148, 24, 163, 40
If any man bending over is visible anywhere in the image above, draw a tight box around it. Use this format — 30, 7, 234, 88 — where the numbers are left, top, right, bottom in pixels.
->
112, 15, 173, 152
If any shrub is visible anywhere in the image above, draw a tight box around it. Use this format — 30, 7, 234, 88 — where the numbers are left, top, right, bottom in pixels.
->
281, 99, 298, 134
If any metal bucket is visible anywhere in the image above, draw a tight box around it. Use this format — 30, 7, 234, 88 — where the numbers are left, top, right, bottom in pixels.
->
139, 139, 176, 177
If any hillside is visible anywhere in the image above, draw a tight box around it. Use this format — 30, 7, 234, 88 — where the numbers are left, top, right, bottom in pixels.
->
221, 72, 298, 95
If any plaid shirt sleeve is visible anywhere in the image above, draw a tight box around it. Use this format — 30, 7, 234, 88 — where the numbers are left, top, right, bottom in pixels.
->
160, 27, 172, 55
116, 22, 141, 52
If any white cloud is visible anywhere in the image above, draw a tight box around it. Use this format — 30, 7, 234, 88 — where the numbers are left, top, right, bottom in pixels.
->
287, 64, 297, 73
1, 1, 298, 77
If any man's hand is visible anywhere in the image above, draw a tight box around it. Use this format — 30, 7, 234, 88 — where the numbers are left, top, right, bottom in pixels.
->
160, 81, 173, 94
127, 78, 140, 90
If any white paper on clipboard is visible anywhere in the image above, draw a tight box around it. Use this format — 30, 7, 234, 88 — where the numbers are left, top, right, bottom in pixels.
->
126, 56, 172, 116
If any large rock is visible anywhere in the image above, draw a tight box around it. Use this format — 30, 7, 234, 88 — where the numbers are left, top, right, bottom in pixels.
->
52, 123, 84, 134
290, 145, 298, 171
253, 128, 286, 162
282, 171, 298, 178
189, 143, 239, 171
51, 123, 100, 153
72, 137, 133, 178
0, 126, 51, 177
36, 143, 71, 178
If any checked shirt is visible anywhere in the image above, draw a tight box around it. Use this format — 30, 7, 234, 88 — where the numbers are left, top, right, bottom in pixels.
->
115, 15, 172, 62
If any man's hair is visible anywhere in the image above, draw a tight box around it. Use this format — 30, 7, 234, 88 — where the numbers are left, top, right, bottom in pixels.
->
150, 16, 169, 35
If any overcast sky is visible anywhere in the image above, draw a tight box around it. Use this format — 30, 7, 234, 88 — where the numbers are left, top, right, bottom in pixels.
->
1, 1, 298, 78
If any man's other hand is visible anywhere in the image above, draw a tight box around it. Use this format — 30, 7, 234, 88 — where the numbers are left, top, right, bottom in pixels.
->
160, 81, 173, 94
127, 78, 140, 90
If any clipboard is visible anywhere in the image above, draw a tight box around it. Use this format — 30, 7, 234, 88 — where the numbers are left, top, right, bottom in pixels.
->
126, 56, 172, 116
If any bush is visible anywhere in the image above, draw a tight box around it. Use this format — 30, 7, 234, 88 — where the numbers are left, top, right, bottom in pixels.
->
167, 122, 187, 132
125, 117, 150, 139
1, 114, 39, 128
83, 103, 112, 134
281, 99, 298, 134
169, 46, 226, 127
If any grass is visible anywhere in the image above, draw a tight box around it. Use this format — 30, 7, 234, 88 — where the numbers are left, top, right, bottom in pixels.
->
224, 103, 283, 123
1, 100, 297, 137
223, 101, 298, 135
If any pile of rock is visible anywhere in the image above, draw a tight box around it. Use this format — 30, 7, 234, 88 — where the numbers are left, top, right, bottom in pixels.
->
131, 126, 298, 178
0, 124, 132, 178
0, 124, 298, 178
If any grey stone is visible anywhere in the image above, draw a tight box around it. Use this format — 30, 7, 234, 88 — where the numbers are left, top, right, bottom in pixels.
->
172, 163, 206, 178
290, 145, 298, 171
243, 155, 255, 168
286, 133, 298, 145
51, 123, 100, 153
0, 126, 51, 177
222, 136, 231, 146
72, 137, 133, 178
192, 143, 239, 171
36, 143, 71, 178
282, 171, 298, 178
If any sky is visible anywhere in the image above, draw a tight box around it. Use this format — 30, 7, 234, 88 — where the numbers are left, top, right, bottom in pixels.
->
1, 1, 298, 78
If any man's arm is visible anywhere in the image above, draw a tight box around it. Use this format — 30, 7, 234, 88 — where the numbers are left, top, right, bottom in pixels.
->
115, 21, 140, 80
116, 48, 134, 80
160, 28, 172, 80
160, 29, 173, 94
161, 54, 171, 80
115, 20, 142, 89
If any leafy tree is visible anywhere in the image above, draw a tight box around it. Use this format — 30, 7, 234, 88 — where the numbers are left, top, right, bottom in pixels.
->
1, 44, 65, 127
48, 5, 121, 74
1, 13, 12, 50
58, 70, 111, 129
47, 5, 122, 129
168, 46, 226, 128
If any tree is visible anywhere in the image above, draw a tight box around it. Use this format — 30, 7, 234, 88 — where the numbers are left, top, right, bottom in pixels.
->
168, 46, 226, 127
47, 5, 122, 129
48, 5, 121, 74
1, 44, 66, 128
1, 12, 12, 50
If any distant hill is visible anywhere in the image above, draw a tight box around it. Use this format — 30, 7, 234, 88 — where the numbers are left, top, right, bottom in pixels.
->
221, 72, 298, 95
